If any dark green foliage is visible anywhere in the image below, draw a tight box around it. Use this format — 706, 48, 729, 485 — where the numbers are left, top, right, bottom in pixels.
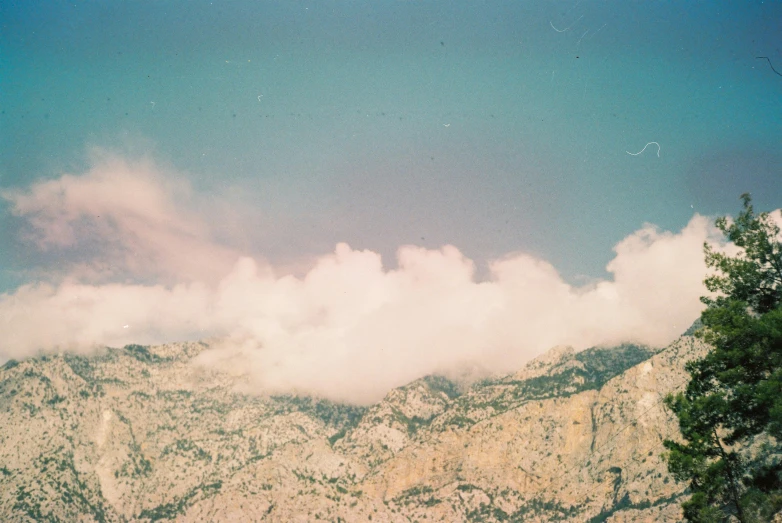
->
20, 450, 110, 522
46, 394, 65, 405
137, 481, 222, 521
390, 485, 446, 511
397, 485, 433, 499
390, 407, 436, 436
422, 375, 463, 399
115, 450, 153, 478
12, 486, 47, 522
586, 493, 684, 523
328, 428, 348, 446
476, 344, 658, 415
466, 504, 509, 522
573, 344, 659, 388
509, 498, 579, 522
174, 439, 211, 461
702, 195, 782, 315
421, 495, 441, 506
586, 493, 654, 523
684, 318, 704, 337
271, 394, 367, 432
123, 344, 166, 364
1, 359, 19, 370
159, 438, 211, 461
291, 469, 317, 484
63, 354, 94, 383
664, 194, 782, 522
447, 415, 476, 428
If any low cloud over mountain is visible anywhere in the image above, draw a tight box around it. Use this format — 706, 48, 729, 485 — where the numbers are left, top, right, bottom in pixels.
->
1, 153, 732, 403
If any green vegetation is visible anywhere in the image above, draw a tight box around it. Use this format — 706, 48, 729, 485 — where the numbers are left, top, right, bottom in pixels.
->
392, 485, 441, 508
64, 354, 95, 382
468, 344, 658, 419
447, 415, 476, 428
466, 505, 509, 522
23, 449, 110, 522
573, 344, 659, 387
1, 359, 19, 370
586, 492, 685, 523
137, 481, 222, 521
161, 438, 211, 462
664, 195, 782, 522
390, 406, 436, 436
422, 375, 463, 399
123, 344, 168, 364
328, 427, 348, 446
12, 486, 46, 522
398, 485, 433, 498
507, 498, 579, 522
507, 345, 656, 401
587, 493, 640, 523
271, 394, 367, 432
46, 394, 65, 405
115, 451, 153, 479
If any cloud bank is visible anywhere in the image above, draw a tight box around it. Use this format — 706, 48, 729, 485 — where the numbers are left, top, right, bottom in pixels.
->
1, 155, 729, 403
2, 152, 241, 283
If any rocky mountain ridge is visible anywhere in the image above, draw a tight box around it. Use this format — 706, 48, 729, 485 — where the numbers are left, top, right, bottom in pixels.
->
0, 334, 709, 522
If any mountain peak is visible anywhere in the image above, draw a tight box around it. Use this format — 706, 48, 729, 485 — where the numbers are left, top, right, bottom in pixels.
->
0, 333, 709, 522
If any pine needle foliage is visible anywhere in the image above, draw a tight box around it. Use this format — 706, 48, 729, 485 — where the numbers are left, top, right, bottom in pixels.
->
664, 194, 782, 522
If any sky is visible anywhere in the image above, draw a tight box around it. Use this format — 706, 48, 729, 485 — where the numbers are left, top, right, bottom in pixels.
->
0, 1, 780, 403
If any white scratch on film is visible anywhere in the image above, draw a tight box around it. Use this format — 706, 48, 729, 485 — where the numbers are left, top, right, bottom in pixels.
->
626, 142, 661, 157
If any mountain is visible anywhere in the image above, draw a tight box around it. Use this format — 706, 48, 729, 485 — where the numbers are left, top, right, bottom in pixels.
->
0, 334, 709, 522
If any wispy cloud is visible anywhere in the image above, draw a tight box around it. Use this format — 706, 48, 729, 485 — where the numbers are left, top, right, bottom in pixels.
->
0, 154, 731, 403
2, 151, 240, 283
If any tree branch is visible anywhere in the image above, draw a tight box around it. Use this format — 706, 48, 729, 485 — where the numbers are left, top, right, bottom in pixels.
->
712, 428, 746, 523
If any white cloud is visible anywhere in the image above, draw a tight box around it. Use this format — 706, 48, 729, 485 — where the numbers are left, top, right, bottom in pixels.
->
1, 151, 240, 283
0, 155, 733, 404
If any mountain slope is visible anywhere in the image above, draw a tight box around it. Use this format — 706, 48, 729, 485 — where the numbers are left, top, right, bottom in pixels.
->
0, 335, 708, 522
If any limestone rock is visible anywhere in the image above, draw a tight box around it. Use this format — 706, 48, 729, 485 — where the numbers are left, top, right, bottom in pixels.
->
0, 335, 709, 521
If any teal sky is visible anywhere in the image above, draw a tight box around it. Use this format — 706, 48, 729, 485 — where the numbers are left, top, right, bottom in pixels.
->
1, 0, 780, 292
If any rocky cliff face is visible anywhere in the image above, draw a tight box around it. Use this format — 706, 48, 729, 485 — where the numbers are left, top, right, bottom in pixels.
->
0, 334, 709, 522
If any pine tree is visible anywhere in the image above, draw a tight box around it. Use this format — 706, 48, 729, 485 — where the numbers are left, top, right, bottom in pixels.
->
664, 194, 782, 522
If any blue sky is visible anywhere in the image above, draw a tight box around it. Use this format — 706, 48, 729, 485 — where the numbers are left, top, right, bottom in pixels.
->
2, 1, 780, 287
0, 1, 780, 395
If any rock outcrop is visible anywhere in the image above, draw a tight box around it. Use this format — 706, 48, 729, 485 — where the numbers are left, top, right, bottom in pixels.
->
0, 335, 709, 522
